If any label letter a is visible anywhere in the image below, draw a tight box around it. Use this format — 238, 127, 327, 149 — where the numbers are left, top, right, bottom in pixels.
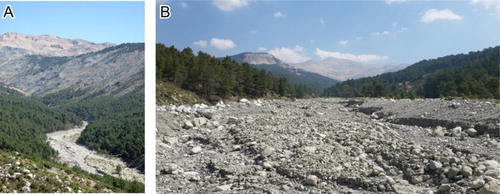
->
3, 5, 15, 19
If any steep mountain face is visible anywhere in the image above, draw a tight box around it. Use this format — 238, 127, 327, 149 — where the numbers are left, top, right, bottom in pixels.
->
0, 32, 115, 57
0, 33, 145, 176
290, 58, 408, 81
230, 52, 339, 93
230, 52, 289, 67
0, 41, 144, 96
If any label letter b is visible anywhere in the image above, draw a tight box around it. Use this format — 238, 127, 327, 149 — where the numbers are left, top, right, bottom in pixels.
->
160, 5, 170, 19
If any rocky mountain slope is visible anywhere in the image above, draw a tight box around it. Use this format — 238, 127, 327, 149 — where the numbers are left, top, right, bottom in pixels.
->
0, 41, 144, 96
0, 32, 114, 57
290, 58, 408, 81
0, 151, 143, 193
157, 98, 499, 193
229, 52, 339, 93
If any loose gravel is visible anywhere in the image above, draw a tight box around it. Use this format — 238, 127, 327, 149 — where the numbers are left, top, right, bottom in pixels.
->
157, 98, 500, 193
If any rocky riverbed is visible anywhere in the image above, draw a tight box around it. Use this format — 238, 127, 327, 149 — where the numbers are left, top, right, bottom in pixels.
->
47, 122, 144, 183
157, 98, 500, 193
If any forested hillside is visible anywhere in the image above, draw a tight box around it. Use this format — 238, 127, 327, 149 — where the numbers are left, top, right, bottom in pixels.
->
40, 89, 145, 172
323, 46, 499, 99
157, 44, 310, 103
0, 91, 81, 159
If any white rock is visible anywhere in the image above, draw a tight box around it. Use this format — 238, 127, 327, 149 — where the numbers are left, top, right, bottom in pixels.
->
304, 146, 317, 153
480, 160, 499, 169
479, 178, 500, 194
183, 120, 193, 129
472, 178, 486, 189
305, 175, 319, 186
184, 171, 201, 181
190, 146, 202, 154
239, 98, 249, 103
193, 117, 207, 127
227, 117, 240, 125
466, 128, 478, 137
162, 164, 183, 174
461, 166, 473, 177
433, 127, 445, 137
451, 127, 462, 136
215, 184, 232, 191
429, 161, 443, 170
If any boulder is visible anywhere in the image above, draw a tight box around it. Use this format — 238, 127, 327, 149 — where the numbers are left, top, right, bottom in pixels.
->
479, 179, 500, 194
429, 161, 443, 170
305, 175, 319, 186
183, 120, 193, 129
466, 128, 478, 137
460, 166, 473, 178
197, 109, 214, 119
161, 164, 183, 175
239, 98, 249, 103
227, 117, 240, 125
215, 184, 232, 191
190, 146, 202, 154
433, 127, 445, 137
193, 117, 207, 127
472, 178, 486, 189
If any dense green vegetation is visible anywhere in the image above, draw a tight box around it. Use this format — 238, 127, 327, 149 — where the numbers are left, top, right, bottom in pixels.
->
157, 43, 311, 102
323, 46, 499, 99
0, 92, 81, 159
41, 90, 145, 172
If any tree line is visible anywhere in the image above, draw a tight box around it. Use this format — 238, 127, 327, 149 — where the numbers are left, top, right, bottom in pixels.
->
157, 43, 310, 102
0, 92, 82, 159
323, 46, 499, 99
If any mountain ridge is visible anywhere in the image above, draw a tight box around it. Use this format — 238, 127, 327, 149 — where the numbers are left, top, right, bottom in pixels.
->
228, 52, 339, 93
0, 32, 115, 57
290, 57, 408, 81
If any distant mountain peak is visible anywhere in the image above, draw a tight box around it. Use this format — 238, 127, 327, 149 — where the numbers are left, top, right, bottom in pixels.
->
228, 52, 339, 93
232, 52, 289, 67
0, 32, 115, 57
290, 57, 408, 81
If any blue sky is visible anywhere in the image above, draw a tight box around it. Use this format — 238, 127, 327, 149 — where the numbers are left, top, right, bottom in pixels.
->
0, 1, 144, 44
157, 0, 499, 64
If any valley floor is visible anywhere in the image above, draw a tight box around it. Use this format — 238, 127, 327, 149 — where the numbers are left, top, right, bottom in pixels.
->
47, 122, 144, 183
157, 98, 500, 193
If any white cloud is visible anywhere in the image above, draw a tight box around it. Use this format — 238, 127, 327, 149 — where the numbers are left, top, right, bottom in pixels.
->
420, 9, 463, 23
392, 21, 398, 27
249, 30, 258, 34
471, 0, 500, 15
273, 11, 286, 18
210, 38, 236, 50
310, 40, 315, 44
372, 31, 390, 36
356, 36, 363, 41
339, 40, 349, 45
269, 45, 310, 63
213, 0, 248, 11
180, 2, 188, 8
320, 19, 325, 25
399, 27, 409, 32
386, 0, 408, 4
315, 48, 388, 62
258, 47, 267, 51
192, 40, 208, 48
